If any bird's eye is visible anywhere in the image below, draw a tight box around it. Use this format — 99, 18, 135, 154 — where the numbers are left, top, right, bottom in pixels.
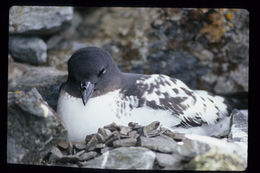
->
98, 68, 106, 77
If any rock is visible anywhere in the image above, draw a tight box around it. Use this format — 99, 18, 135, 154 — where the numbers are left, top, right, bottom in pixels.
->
48, 147, 64, 162
97, 128, 111, 139
184, 148, 246, 171
104, 131, 121, 147
9, 6, 73, 35
8, 88, 54, 118
156, 153, 182, 170
7, 89, 67, 164
73, 143, 87, 151
119, 126, 132, 135
9, 36, 47, 65
128, 122, 140, 129
113, 138, 137, 147
138, 136, 178, 153
8, 66, 67, 110
79, 151, 97, 161
85, 134, 105, 151
229, 109, 248, 143
82, 147, 156, 169
58, 141, 69, 151
104, 122, 120, 132
128, 130, 139, 139
8, 55, 27, 88
181, 134, 247, 162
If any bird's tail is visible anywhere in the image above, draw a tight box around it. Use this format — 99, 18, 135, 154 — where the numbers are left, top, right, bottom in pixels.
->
217, 92, 248, 110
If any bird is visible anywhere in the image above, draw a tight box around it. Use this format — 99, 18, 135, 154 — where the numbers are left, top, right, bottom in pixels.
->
57, 46, 232, 142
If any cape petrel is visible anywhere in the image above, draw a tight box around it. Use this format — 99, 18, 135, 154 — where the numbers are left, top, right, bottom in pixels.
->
57, 47, 232, 142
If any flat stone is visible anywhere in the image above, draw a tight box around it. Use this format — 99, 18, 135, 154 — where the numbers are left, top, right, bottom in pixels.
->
139, 136, 178, 153
119, 126, 132, 135
144, 121, 160, 134
58, 141, 69, 150
73, 142, 87, 150
104, 131, 121, 147
98, 128, 111, 139
79, 151, 97, 161
128, 122, 142, 129
9, 36, 47, 65
82, 147, 156, 169
128, 130, 139, 139
113, 138, 137, 147
104, 122, 120, 132
86, 134, 104, 151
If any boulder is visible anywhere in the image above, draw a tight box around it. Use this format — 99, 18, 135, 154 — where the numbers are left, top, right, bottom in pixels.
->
184, 148, 246, 171
7, 88, 67, 164
8, 66, 67, 110
82, 147, 156, 169
9, 6, 73, 35
9, 36, 47, 65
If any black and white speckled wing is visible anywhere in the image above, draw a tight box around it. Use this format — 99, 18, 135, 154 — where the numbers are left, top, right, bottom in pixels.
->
122, 74, 231, 128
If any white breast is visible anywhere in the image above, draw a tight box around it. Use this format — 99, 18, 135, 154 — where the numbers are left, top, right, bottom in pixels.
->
57, 89, 179, 142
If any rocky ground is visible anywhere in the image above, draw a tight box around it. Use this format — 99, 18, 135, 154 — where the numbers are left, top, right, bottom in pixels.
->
8, 6, 248, 170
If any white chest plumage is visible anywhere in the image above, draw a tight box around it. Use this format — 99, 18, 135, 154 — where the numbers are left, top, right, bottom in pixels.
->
57, 74, 230, 142
57, 89, 178, 142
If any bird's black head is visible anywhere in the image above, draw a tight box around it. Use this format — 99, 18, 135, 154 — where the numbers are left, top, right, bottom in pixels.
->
67, 47, 122, 105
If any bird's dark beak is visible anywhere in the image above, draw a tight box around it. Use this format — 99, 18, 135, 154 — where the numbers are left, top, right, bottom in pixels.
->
80, 81, 94, 106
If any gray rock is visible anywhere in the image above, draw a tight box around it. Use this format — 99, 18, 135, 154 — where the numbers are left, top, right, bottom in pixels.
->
184, 148, 247, 171
113, 138, 137, 147
139, 136, 178, 153
104, 122, 120, 132
82, 147, 156, 169
119, 126, 132, 135
181, 134, 247, 162
9, 36, 47, 65
7, 90, 67, 164
8, 55, 27, 88
85, 134, 104, 151
98, 128, 111, 139
9, 88, 54, 118
73, 143, 87, 151
79, 151, 97, 161
156, 153, 182, 170
229, 109, 248, 143
8, 66, 67, 110
104, 131, 121, 147
9, 6, 73, 35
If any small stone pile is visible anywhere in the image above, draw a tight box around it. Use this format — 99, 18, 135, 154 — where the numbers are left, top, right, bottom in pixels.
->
43, 121, 184, 169
43, 119, 247, 170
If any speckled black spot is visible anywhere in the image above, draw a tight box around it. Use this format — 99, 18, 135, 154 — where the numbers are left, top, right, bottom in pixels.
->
155, 90, 161, 95
208, 98, 214, 103
181, 87, 197, 103
170, 78, 177, 84
173, 88, 179, 94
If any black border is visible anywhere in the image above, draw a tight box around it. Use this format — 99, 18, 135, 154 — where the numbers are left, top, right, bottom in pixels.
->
2, 0, 255, 173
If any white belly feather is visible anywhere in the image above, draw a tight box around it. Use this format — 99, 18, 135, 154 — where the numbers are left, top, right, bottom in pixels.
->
57, 89, 180, 142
